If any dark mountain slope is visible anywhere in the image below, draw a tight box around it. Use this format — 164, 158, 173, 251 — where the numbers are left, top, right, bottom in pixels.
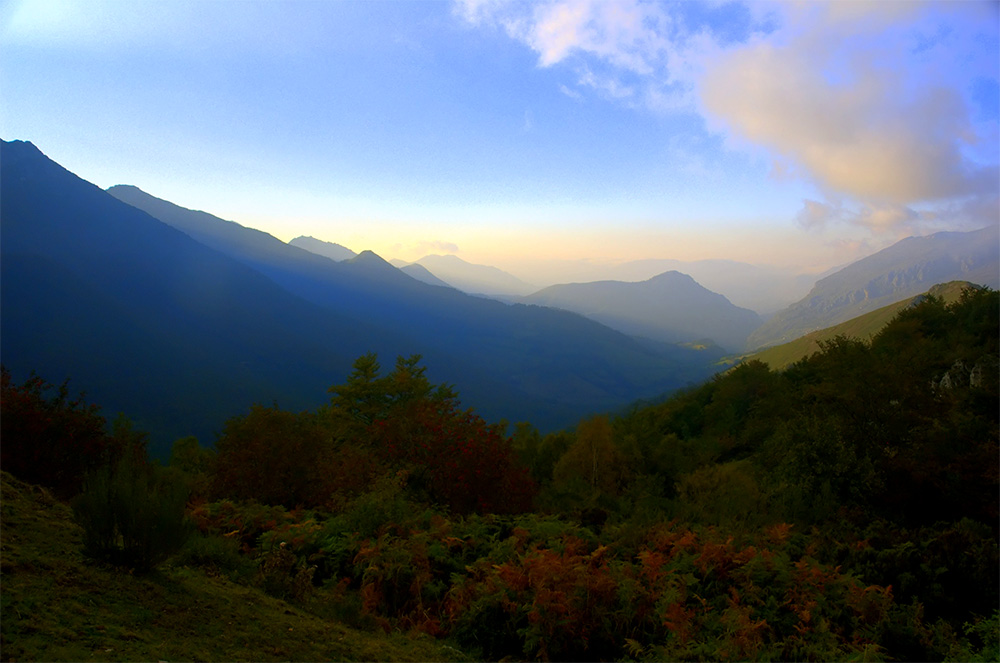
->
108, 180, 720, 416
523, 271, 762, 352
1, 141, 416, 451
4, 141, 719, 446
747, 225, 1000, 349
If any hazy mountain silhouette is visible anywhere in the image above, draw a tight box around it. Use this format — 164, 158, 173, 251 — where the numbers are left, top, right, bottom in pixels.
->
502, 258, 822, 314
111, 185, 731, 423
288, 235, 357, 261
602, 259, 821, 315
402, 254, 537, 297
399, 264, 454, 289
523, 271, 762, 352
0, 141, 728, 450
747, 225, 1000, 350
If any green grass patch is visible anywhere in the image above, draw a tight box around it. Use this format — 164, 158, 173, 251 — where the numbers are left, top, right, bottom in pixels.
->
0, 472, 467, 662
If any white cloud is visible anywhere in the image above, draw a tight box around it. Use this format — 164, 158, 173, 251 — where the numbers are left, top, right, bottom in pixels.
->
558, 83, 583, 100
455, 0, 998, 235
420, 240, 461, 255
700, 7, 993, 208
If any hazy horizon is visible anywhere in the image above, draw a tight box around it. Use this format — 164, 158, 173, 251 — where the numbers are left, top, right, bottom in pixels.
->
2, 0, 997, 275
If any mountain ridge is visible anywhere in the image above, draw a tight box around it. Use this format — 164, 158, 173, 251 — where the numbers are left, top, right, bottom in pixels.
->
288, 235, 357, 262
522, 270, 762, 352
4, 140, 722, 450
747, 225, 1000, 350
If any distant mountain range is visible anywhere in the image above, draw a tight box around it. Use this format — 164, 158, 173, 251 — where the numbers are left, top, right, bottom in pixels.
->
397, 263, 454, 289
749, 281, 980, 369
594, 259, 821, 315
522, 271, 762, 352
392, 255, 536, 297
502, 258, 824, 315
288, 235, 357, 262
747, 225, 1000, 350
2, 140, 723, 455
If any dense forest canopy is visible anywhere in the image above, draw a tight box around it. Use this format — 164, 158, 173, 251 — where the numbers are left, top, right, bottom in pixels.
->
2, 287, 997, 661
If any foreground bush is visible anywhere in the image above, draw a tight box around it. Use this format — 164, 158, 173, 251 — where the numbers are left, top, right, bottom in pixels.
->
73, 449, 190, 572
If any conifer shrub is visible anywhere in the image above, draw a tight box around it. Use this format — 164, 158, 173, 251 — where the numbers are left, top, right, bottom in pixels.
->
72, 449, 191, 572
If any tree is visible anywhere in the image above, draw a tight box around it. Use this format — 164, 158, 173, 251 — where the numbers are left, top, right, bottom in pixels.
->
369, 398, 536, 515
0, 367, 115, 498
73, 446, 190, 572
211, 405, 337, 508
552, 415, 627, 495
327, 353, 455, 434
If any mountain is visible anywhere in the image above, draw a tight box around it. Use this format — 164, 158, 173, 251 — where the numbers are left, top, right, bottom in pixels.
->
288, 235, 357, 261
399, 263, 454, 289
108, 184, 732, 425
406, 254, 537, 297
600, 259, 820, 315
747, 226, 1000, 350
522, 271, 762, 352
3, 142, 404, 454
2, 141, 723, 451
749, 281, 980, 370
501, 257, 822, 314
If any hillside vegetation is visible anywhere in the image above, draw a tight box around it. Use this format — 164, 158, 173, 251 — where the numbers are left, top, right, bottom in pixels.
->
2, 287, 997, 662
0, 472, 462, 662
749, 281, 976, 369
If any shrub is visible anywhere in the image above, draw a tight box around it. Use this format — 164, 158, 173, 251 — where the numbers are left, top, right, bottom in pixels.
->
72, 449, 191, 572
174, 531, 252, 580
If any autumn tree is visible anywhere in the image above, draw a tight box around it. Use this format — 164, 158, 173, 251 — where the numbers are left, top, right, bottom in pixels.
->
211, 404, 337, 508
0, 367, 116, 498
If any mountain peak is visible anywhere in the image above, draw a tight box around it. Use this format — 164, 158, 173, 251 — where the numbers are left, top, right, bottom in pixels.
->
646, 270, 696, 285
349, 249, 389, 265
289, 236, 357, 262
345, 250, 402, 277
107, 184, 143, 194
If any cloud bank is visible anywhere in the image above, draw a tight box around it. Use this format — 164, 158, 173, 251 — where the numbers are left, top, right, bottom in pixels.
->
456, 0, 999, 235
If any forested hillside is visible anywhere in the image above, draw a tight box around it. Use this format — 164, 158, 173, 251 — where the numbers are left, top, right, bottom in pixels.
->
2, 287, 997, 661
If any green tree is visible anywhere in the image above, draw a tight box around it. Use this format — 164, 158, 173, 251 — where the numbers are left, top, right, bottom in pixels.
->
553, 415, 627, 495
73, 437, 190, 572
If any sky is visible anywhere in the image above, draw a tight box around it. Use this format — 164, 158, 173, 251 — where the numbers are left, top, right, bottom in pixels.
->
2, 0, 998, 282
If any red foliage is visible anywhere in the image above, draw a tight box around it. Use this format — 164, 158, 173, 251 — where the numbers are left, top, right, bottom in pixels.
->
368, 400, 537, 515
0, 367, 113, 497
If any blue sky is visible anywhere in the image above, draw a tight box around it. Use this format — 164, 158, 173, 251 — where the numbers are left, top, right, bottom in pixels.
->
2, 0, 997, 280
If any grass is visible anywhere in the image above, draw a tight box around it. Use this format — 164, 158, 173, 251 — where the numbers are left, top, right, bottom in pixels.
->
0, 472, 468, 662
747, 281, 974, 370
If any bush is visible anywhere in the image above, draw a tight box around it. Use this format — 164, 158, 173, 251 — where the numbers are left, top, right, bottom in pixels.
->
72, 449, 191, 572
174, 531, 252, 580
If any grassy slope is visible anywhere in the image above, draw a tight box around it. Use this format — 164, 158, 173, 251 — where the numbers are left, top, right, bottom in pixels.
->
0, 472, 465, 662
748, 281, 974, 370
